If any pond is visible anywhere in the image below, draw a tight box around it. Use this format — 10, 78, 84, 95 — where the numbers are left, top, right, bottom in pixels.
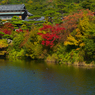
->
0, 59, 95, 95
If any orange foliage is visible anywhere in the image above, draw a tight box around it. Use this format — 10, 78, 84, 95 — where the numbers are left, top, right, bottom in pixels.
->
60, 9, 94, 42
62, 9, 93, 32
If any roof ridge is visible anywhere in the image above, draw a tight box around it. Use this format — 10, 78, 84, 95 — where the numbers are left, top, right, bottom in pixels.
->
0, 4, 25, 11
0, 4, 25, 6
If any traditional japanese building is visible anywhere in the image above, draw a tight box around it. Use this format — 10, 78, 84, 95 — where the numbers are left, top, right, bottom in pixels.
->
0, 4, 33, 20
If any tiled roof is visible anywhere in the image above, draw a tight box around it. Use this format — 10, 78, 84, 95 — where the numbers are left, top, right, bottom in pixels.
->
0, 4, 25, 11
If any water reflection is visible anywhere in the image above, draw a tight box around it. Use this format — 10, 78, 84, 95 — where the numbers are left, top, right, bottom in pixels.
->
0, 59, 95, 95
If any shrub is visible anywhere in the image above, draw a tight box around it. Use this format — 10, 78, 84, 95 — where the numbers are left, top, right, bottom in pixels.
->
24, 26, 44, 59
38, 24, 65, 48
13, 33, 24, 51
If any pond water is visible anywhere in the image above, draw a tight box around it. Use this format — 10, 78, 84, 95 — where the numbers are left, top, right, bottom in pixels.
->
0, 59, 95, 95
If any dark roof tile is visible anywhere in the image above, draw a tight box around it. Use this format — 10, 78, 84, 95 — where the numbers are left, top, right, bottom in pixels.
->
0, 4, 25, 11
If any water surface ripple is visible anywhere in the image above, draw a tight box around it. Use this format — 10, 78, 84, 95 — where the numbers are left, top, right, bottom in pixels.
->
0, 59, 95, 95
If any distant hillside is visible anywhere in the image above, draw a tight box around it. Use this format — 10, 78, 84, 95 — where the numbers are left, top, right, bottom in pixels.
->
0, 0, 95, 16
0, 0, 89, 5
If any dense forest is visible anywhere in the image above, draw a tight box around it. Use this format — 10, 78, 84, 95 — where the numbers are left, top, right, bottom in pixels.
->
0, 0, 95, 65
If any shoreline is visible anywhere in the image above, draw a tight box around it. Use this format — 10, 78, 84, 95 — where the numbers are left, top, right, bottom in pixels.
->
45, 60, 95, 68
0, 57, 95, 68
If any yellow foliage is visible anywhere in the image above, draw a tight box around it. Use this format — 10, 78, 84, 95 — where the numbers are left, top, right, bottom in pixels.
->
64, 34, 78, 46
75, 28, 82, 38
76, 48, 80, 51
37, 35, 42, 41
64, 27, 85, 47
34, 42, 37, 45
1, 0, 7, 4
79, 43, 85, 47
0, 39, 8, 49
28, 0, 33, 4
64, 15, 90, 47
79, 15, 90, 33
0, 51, 7, 55
24, 26, 44, 59
38, 30, 47, 34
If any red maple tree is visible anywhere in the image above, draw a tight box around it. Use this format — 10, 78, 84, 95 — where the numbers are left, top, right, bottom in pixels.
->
38, 24, 65, 48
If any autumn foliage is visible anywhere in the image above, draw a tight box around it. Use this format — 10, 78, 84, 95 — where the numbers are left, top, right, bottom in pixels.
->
16, 28, 23, 33
38, 24, 65, 48
62, 9, 94, 32
0, 22, 14, 36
